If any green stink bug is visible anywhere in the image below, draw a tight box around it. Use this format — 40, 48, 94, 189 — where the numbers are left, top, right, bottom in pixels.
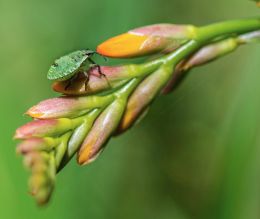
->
47, 49, 106, 90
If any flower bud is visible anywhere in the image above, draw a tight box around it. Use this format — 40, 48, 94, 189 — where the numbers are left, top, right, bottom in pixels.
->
65, 110, 100, 160
118, 65, 172, 133
52, 66, 134, 95
17, 137, 56, 154
161, 38, 240, 94
23, 152, 47, 168
27, 152, 55, 205
77, 98, 126, 165
27, 95, 114, 119
238, 30, 260, 44
15, 118, 74, 139
97, 24, 197, 58
29, 172, 53, 205
183, 38, 238, 70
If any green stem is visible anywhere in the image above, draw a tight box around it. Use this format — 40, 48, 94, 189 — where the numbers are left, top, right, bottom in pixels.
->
115, 77, 142, 97
197, 18, 260, 43
139, 18, 260, 72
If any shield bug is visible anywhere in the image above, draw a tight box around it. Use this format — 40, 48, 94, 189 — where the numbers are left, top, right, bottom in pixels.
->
47, 49, 107, 90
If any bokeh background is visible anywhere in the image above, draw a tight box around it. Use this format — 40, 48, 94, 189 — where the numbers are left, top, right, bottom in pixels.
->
1, 0, 260, 218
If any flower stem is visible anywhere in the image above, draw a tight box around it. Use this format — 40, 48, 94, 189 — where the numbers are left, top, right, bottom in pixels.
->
197, 18, 260, 42
141, 18, 260, 72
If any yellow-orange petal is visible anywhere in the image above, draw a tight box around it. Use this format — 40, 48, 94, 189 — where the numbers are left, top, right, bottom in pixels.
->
97, 33, 148, 58
77, 139, 95, 165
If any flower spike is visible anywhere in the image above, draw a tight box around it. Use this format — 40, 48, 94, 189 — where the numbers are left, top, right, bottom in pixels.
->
14, 19, 260, 205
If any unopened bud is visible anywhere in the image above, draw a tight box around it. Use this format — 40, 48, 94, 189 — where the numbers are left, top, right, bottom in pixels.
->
52, 66, 134, 95
118, 65, 172, 132
97, 24, 197, 58
183, 38, 238, 70
27, 95, 114, 119
238, 30, 260, 44
15, 118, 74, 139
77, 98, 126, 165
17, 137, 56, 154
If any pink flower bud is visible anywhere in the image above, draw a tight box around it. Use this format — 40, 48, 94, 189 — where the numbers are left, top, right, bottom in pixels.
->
77, 98, 126, 165
23, 152, 46, 168
17, 137, 55, 154
15, 118, 74, 139
162, 38, 240, 94
27, 95, 114, 119
183, 38, 238, 70
52, 66, 132, 95
118, 65, 172, 133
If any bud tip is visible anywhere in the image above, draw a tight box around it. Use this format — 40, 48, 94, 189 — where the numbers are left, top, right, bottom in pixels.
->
97, 33, 148, 58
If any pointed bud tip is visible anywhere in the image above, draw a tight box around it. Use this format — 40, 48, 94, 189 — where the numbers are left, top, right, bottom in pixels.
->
14, 130, 23, 139
77, 157, 88, 166
77, 145, 92, 165
77, 149, 101, 166
97, 33, 148, 58
26, 106, 44, 118
118, 113, 132, 132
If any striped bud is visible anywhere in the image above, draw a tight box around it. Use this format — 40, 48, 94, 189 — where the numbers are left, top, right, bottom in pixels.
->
15, 118, 74, 139
52, 66, 135, 95
161, 38, 240, 94
118, 65, 172, 133
77, 98, 126, 165
27, 95, 114, 119
97, 24, 197, 58
183, 38, 238, 70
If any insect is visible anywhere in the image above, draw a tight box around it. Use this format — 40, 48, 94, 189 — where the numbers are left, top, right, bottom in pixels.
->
47, 49, 107, 90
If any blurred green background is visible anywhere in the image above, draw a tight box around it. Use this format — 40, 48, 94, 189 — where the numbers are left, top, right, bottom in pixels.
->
1, 0, 260, 218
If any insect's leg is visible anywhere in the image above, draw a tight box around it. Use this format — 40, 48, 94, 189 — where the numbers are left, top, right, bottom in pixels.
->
83, 71, 90, 91
88, 58, 98, 69
65, 79, 72, 90
65, 74, 78, 90
88, 58, 105, 77
88, 58, 111, 88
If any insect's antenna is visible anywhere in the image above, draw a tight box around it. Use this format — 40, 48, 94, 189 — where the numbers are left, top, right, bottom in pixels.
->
95, 51, 108, 62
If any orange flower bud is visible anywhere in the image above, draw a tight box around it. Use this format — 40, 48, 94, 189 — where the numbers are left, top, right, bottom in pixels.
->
97, 24, 197, 58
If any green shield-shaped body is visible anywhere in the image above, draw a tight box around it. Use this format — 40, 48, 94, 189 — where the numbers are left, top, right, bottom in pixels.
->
47, 50, 93, 81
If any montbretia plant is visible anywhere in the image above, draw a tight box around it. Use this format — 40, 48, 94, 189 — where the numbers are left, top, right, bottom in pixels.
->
15, 17, 260, 205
